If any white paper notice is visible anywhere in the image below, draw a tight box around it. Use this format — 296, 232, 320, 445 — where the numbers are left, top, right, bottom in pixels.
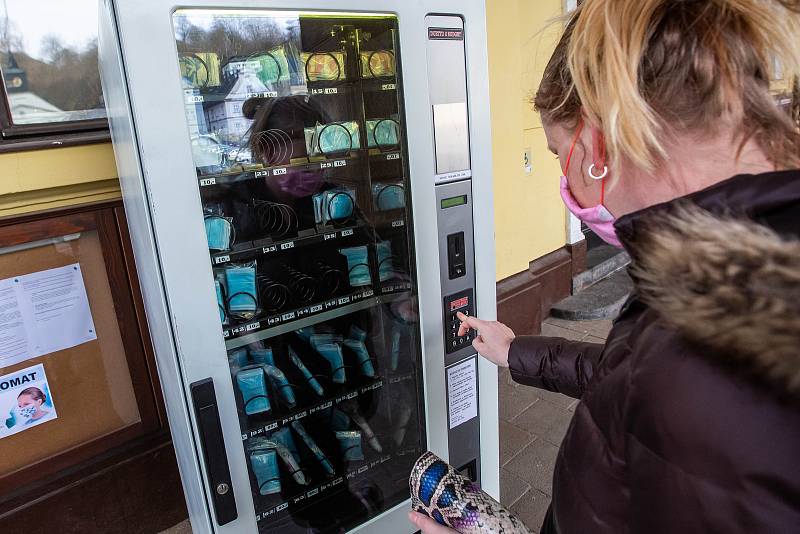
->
0, 264, 96, 368
447, 358, 478, 429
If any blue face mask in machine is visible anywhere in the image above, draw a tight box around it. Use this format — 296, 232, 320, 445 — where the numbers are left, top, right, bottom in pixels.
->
311, 335, 346, 384
335, 430, 365, 461
236, 368, 271, 415
313, 187, 356, 225
292, 420, 335, 477
366, 119, 401, 151
288, 346, 324, 397
215, 280, 227, 324
377, 241, 396, 282
343, 339, 375, 378
225, 263, 258, 319
250, 346, 274, 366
340, 246, 371, 287
264, 364, 296, 408
204, 215, 234, 251
249, 445, 281, 496
372, 182, 405, 211
270, 428, 308, 485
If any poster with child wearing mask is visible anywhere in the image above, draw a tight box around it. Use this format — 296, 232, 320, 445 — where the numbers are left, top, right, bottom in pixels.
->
0, 364, 57, 438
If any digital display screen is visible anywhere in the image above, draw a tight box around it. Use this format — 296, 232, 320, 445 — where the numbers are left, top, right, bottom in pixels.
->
441, 195, 468, 209
450, 296, 469, 311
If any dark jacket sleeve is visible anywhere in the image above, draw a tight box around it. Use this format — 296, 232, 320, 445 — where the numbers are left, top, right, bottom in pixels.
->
507, 336, 605, 399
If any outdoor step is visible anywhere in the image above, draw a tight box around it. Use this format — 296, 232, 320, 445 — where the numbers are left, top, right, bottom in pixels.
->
552, 270, 634, 321
572, 247, 630, 293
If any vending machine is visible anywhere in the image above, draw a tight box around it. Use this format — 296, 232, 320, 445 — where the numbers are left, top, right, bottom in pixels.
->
99, 1, 497, 532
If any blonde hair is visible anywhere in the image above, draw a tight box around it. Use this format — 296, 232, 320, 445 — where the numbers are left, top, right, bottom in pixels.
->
535, 0, 800, 171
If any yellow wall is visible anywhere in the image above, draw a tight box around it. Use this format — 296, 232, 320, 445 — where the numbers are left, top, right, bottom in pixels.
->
0, 143, 120, 218
487, 0, 567, 281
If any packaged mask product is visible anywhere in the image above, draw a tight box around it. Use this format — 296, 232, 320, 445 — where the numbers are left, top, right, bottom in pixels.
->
366, 119, 401, 150
372, 183, 405, 211
225, 264, 258, 318
270, 428, 308, 485
204, 215, 234, 251
302, 51, 346, 81
304, 121, 361, 157
328, 407, 351, 432
253, 48, 291, 85
343, 339, 375, 378
340, 401, 382, 453
313, 188, 356, 224
336, 431, 365, 461
349, 324, 367, 342
314, 343, 346, 384
360, 50, 396, 78
249, 447, 281, 496
264, 364, 296, 408
237, 368, 271, 415
229, 348, 249, 370
288, 346, 325, 397
250, 347, 274, 366
410, 452, 531, 534
377, 241, 396, 282
291, 421, 335, 477
215, 280, 226, 323
340, 246, 371, 287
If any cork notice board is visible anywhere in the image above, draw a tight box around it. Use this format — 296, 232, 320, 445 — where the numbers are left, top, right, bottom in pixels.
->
0, 230, 141, 478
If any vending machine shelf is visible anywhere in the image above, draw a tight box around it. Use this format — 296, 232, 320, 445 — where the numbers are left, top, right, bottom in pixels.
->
224, 289, 410, 348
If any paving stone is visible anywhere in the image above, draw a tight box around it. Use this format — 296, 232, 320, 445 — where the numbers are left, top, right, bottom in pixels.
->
500, 467, 531, 508
514, 399, 574, 446
504, 438, 560, 496
533, 387, 576, 409
499, 383, 542, 422
539, 322, 585, 341
510, 487, 552, 532
500, 420, 535, 466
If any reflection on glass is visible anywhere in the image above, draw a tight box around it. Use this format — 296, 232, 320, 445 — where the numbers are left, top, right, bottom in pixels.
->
0, 0, 106, 124
174, 10, 425, 532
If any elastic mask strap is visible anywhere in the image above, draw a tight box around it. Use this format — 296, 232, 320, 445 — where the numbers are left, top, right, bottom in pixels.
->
593, 127, 608, 205
564, 119, 584, 176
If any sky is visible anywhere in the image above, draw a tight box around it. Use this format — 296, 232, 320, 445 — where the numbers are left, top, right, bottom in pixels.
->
3, 0, 98, 61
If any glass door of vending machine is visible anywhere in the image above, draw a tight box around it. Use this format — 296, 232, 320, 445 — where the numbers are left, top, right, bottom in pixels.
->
100, 1, 498, 532
175, 11, 425, 532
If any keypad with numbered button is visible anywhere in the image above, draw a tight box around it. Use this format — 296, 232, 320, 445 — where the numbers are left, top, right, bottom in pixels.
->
443, 290, 475, 354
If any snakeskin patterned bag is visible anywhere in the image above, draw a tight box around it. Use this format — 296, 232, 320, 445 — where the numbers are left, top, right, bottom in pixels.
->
409, 452, 532, 534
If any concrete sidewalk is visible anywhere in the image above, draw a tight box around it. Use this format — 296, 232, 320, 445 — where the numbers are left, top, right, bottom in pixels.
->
499, 316, 613, 531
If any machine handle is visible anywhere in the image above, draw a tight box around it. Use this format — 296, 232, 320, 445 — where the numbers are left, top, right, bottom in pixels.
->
190, 378, 238, 526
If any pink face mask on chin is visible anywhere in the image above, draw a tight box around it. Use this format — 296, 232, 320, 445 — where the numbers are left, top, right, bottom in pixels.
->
560, 121, 623, 249
560, 176, 623, 248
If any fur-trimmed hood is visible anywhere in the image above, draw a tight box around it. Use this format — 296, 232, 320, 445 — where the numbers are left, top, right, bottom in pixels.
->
615, 170, 800, 398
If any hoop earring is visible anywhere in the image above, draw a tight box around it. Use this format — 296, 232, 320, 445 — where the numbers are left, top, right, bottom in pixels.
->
588, 164, 608, 181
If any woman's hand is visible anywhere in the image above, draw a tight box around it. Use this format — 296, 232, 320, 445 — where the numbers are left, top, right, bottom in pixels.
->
456, 312, 514, 368
408, 511, 458, 533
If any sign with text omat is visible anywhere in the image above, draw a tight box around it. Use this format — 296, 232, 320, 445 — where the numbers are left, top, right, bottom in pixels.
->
0, 364, 58, 439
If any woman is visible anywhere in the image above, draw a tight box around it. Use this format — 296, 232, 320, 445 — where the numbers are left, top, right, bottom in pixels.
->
16, 387, 50, 425
411, 0, 800, 532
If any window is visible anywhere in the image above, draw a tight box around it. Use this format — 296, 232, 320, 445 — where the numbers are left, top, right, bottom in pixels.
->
0, 0, 108, 149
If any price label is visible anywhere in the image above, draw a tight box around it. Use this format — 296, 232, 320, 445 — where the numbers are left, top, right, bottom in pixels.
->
281, 312, 296, 321
187, 95, 204, 103
273, 167, 287, 175
320, 162, 333, 169
245, 322, 260, 332
280, 241, 295, 250
341, 229, 354, 237
338, 297, 351, 306
392, 219, 405, 228
263, 245, 278, 254
334, 160, 347, 167
214, 255, 230, 264
386, 153, 400, 160
310, 304, 323, 313
276, 503, 288, 512
324, 233, 336, 241
381, 83, 397, 91
199, 178, 216, 186
255, 170, 269, 178
223, 330, 230, 338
